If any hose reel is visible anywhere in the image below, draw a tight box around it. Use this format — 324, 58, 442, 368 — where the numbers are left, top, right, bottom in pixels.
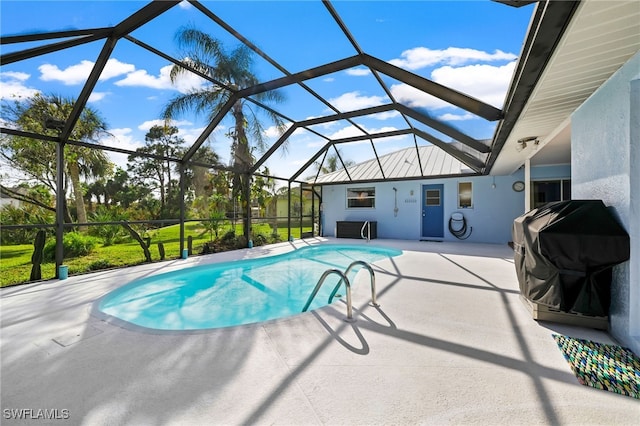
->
449, 211, 472, 240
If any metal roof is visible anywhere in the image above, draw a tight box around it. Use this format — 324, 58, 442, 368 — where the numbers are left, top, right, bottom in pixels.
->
314, 143, 482, 184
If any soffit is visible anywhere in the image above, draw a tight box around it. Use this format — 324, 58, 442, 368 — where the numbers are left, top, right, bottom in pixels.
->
491, 0, 640, 174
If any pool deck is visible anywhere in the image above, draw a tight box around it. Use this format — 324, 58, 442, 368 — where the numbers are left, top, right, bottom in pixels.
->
1, 238, 638, 425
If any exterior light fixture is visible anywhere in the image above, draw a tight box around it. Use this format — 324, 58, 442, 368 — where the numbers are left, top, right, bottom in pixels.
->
516, 136, 538, 152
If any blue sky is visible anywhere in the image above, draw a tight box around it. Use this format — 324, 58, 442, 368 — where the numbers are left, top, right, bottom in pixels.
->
0, 1, 534, 184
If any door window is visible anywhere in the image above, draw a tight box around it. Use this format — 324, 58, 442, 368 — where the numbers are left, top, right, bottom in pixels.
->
425, 189, 441, 206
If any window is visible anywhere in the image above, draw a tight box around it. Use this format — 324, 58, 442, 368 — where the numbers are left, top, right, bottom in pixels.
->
347, 187, 375, 208
532, 179, 571, 208
425, 189, 441, 206
457, 182, 472, 208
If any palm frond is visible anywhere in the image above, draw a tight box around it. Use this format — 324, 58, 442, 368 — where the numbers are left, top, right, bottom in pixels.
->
175, 26, 224, 65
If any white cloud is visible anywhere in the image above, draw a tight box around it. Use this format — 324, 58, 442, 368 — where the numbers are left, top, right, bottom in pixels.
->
370, 111, 400, 120
134, 119, 209, 147
329, 91, 387, 112
114, 69, 168, 90
390, 83, 449, 109
88, 91, 109, 103
264, 123, 292, 138
323, 77, 335, 83
137, 119, 193, 132
39, 58, 135, 85
328, 124, 399, 141
103, 127, 141, 152
389, 47, 517, 70
114, 64, 206, 94
437, 112, 476, 121
1, 71, 29, 81
391, 61, 516, 110
178, 0, 192, 9
306, 138, 327, 148
101, 59, 137, 80
346, 68, 371, 76
0, 72, 39, 100
328, 125, 366, 140
177, 126, 208, 146
101, 127, 143, 170
431, 61, 515, 107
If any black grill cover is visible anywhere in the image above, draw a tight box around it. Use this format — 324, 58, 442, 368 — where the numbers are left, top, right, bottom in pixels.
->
512, 200, 629, 317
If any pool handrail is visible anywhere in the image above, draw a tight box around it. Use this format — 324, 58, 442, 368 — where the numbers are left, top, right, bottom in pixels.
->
328, 261, 378, 307
302, 269, 353, 321
360, 221, 371, 242
302, 261, 377, 322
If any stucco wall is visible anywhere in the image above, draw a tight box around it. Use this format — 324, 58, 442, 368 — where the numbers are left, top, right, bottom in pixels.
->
530, 164, 571, 180
572, 51, 640, 353
321, 172, 526, 245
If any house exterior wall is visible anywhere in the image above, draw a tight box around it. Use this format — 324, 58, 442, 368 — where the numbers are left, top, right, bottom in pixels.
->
320, 172, 526, 245
530, 164, 571, 180
0, 196, 22, 209
572, 51, 640, 353
274, 192, 314, 218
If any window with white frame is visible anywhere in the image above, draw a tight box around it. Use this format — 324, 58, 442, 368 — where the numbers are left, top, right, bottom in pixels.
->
347, 187, 375, 208
458, 182, 473, 208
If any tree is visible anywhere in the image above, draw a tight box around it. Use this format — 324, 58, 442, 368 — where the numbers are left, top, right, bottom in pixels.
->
315, 150, 355, 175
251, 166, 276, 218
0, 183, 55, 244
162, 27, 286, 238
127, 125, 185, 219
188, 144, 221, 199
0, 93, 111, 229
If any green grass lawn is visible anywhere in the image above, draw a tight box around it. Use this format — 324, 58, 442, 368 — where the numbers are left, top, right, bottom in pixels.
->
0, 221, 312, 287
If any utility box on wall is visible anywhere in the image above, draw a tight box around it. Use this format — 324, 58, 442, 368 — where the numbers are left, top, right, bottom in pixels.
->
336, 221, 377, 239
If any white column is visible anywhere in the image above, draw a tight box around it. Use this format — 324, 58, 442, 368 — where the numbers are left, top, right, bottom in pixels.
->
524, 158, 531, 212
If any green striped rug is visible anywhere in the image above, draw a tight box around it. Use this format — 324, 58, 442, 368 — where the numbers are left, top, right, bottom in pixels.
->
553, 334, 639, 399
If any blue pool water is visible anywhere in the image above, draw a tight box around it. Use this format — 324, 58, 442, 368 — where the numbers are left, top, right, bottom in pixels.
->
99, 244, 402, 331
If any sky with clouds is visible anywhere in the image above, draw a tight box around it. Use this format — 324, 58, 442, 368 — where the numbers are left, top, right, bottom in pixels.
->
1, 0, 534, 184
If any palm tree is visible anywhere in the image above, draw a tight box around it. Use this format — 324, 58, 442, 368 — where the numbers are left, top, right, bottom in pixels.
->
1, 93, 111, 230
162, 27, 286, 238
315, 151, 355, 175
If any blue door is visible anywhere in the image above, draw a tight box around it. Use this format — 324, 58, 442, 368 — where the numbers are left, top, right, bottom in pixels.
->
422, 184, 444, 238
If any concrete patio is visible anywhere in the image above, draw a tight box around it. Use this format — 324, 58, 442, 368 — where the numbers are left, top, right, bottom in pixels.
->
1, 238, 637, 425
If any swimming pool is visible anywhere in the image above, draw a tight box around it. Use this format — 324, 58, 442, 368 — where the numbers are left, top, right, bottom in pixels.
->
98, 244, 402, 331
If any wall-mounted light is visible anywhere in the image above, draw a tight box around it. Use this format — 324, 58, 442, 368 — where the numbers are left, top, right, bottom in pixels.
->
491, 176, 496, 189
515, 136, 538, 152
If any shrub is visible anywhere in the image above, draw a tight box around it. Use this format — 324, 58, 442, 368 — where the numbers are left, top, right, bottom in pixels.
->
270, 232, 283, 243
87, 259, 112, 271
88, 207, 126, 246
253, 234, 268, 246
221, 230, 236, 243
235, 235, 248, 249
0, 205, 54, 245
43, 232, 98, 261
